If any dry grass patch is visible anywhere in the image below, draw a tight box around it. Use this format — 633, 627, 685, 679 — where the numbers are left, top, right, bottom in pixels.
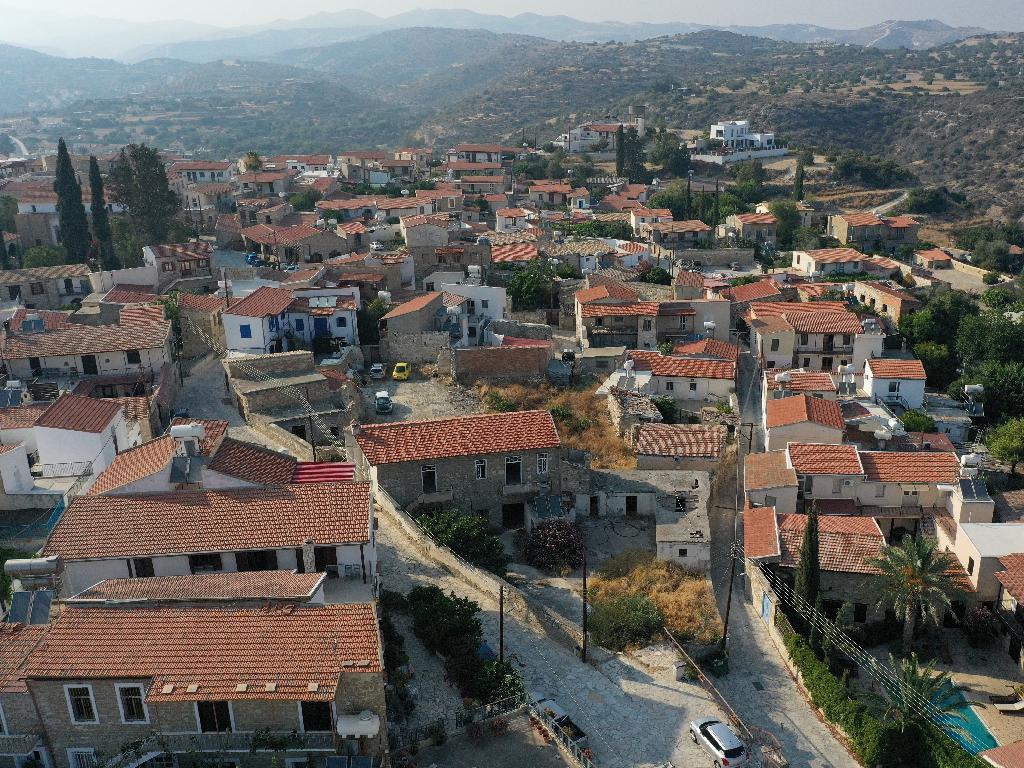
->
589, 551, 723, 646
476, 382, 635, 469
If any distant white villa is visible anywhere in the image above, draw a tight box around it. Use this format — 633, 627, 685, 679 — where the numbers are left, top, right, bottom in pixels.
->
692, 120, 788, 165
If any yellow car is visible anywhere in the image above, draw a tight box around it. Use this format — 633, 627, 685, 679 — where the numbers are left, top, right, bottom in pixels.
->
392, 362, 411, 380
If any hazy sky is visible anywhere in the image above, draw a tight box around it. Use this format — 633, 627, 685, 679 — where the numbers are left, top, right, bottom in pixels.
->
13, 0, 1024, 30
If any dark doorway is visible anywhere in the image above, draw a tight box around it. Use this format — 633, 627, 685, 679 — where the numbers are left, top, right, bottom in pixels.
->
589, 495, 599, 518
314, 546, 338, 575
235, 550, 279, 572
1010, 635, 1022, 665
290, 424, 307, 440
502, 502, 525, 529
625, 495, 638, 516
81, 355, 98, 375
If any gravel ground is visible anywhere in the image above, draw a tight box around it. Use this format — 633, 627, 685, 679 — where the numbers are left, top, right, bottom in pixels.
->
360, 374, 481, 423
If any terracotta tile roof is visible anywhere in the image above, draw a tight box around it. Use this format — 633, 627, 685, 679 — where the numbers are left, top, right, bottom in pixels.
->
980, 740, 1024, 768
588, 273, 641, 299
859, 451, 960, 484
803, 248, 864, 266
0, 404, 49, 430
839, 212, 883, 228
674, 270, 704, 288
744, 503, 780, 559
0, 264, 90, 287
672, 338, 740, 362
0, 625, 48, 693
291, 461, 356, 484
787, 443, 863, 475
766, 394, 844, 431
72, 572, 325, 603
102, 288, 159, 305
575, 286, 612, 304
148, 242, 213, 262
88, 436, 175, 495
886, 215, 918, 228
381, 292, 440, 320
891, 431, 956, 453
916, 248, 952, 263
3, 321, 170, 360
581, 301, 660, 317
765, 369, 837, 392
170, 418, 229, 456
529, 182, 572, 195
650, 220, 712, 233
863, 255, 903, 272
120, 305, 167, 325
858, 280, 918, 303
225, 286, 295, 318
628, 351, 736, 380
8, 308, 72, 332
785, 310, 863, 335
744, 450, 797, 490
778, 512, 884, 574
317, 366, 350, 391
724, 278, 783, 304
208, 437, 297, 485
176, 293, 225, 313
865, 358, 926, 380
241, 224, 326, 247
108, 396, 151, 422
995, 553, 1024, 604
45, 483, 371, 560
491, 243, 539, 263
355, 410, 559, 465
631, 206, 671, 218
35, 394, 120, 433
734, 212, 777, 226
24, 603, 381, 700
635, 424, 727, 458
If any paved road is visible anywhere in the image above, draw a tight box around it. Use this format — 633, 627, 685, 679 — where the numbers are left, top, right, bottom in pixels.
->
3, 134, 28, 157
707, 346, 859, 768
378, 508, 729, 768
871, 190, 908, 215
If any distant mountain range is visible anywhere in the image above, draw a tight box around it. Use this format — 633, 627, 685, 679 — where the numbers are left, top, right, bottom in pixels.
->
0, 3, 993, 62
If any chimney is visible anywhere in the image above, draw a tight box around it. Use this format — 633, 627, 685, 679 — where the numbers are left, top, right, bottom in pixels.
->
302, 539, 316, 573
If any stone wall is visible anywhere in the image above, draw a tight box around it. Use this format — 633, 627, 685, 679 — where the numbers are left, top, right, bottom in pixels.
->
223, 350, 316, 380
381, 331, 450, 364
247, 417, 316, 461
180, 307, 224, 359
451, 346, 550, 385
487, 319, 553, 341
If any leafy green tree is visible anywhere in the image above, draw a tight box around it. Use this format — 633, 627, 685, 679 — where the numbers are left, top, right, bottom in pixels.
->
111, 218, 145, 268
619, 127, 647, 183
407, 585, 482, 656
0, 196, 16, 235
794, 502, 821, 634
287, 189, 322, 212
866, 536, 962, 654
868, 653, 975, 737
21, 246, 64, 268
108, 143, 180, 246
731, 159, 766, 189
242, 151, 262, 171
770, 200, 801, 250
792, 226, 823, 251
913, 342, 957, 390
900, 410, 936, 433
546, 157, 564, 180
793, 158, 805, 201
419, 509, 508, 575
956, 312, 1024, 368
899, 290, 976, 347
88, 156, 116, 270
53, 138, 91, 263
975, 361, 1024, 422
554, 262, 581, 279
507, 260, 555, 311
357, 296, 390, 345
987, 418, 1024, 474
648, 129, 689, 177
588, 594, 662, 651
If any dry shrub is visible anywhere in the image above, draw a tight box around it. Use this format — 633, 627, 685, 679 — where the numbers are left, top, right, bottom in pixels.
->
476, 382, 635, 469
590, 551, 723, 646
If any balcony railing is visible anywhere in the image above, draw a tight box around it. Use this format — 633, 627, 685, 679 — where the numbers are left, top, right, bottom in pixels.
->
159, 731, 336, 752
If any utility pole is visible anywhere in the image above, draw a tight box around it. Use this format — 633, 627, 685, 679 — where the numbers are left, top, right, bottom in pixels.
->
581, 549, 588, 663
499, 583, 505, 664
720, 541, 741, 652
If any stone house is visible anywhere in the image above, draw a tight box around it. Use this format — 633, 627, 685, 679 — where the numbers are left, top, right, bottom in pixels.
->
634, 423, 728, 472
143, 242, 215, 292
16, 601, 386, 768
624, 350, 736, 409
527, 182, 572, 207
915, 248, 953, 270
640, 220, 713, 250
240, 224, 348, 265
176, 292, 226, 359
0, 264, 91, 310
790, 247, 864, 277
743, 450, 799, 511
42, 482, 376, 597
827, 213, 920, 251
236, 170, 293, 196
745, 505, 889, 624
400, 215, 452, 249
853, 280, 921, 325
351, 410, 563, 529
724, 212, 777, 247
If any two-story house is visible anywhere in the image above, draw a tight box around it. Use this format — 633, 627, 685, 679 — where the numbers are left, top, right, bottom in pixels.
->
222, 286, 296, 354
724, 212, 777, 247
142, 242, 215, 292
0, 265, 91, 310
863, 358, 927, 410
446, 144, 516, 164
640, 220, 713, 250
236, 170, 293, 197
827, 213, 920, 251
19, 601, 386, 768
43, 481, 376, 597
351, 410, 562, 529
791, 247, 864, 277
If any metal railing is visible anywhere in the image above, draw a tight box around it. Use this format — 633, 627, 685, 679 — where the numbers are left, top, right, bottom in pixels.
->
528, 699, 595, 768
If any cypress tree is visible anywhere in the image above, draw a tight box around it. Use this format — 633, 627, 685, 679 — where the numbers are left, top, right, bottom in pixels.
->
794, 159, 805, 201
88, 156, 117, 270
53, 138, 91, 263
614, 126, 625, 177
794, 501, 821, 636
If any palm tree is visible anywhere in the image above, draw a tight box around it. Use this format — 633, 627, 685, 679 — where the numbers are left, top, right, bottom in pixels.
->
868, 653, 976, 737
866, 536, 963, 654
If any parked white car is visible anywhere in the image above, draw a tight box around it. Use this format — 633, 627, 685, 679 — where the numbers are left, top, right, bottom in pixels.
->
689, 718, 750, 767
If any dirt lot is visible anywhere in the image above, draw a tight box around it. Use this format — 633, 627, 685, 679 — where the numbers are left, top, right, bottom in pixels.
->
360, 373, 480, 423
